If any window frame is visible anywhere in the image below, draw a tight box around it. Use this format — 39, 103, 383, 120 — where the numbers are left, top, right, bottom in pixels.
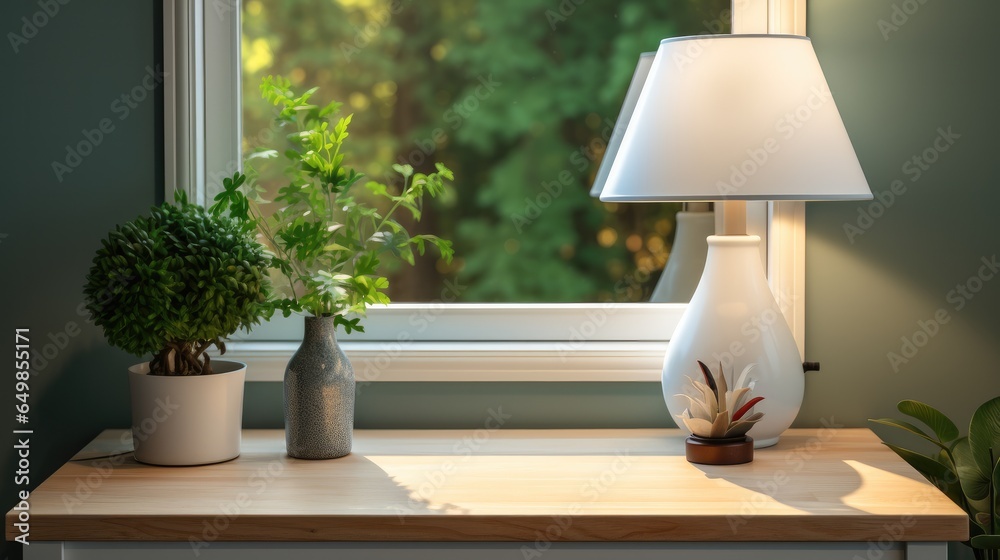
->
161, 0, 806, 382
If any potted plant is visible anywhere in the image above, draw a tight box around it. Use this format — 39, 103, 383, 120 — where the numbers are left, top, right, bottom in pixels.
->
675, 361, 765, 465
84, 193, 273, 466
871, 398, 1000, 559
212, 76, 454, 459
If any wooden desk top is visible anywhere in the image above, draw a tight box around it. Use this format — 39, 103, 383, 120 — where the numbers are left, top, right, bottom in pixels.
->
5, 428, 968, 542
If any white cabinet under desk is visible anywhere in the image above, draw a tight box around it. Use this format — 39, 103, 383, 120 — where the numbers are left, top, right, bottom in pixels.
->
4, 429, 968, 559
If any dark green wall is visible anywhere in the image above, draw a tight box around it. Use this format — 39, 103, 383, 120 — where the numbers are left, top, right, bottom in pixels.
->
805, 0, 1000, 431
2, 0, 997, 558
1, 1, 162, 558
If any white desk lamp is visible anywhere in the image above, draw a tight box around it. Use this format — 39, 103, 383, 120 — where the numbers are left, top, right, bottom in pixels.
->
601, 35, 872, 447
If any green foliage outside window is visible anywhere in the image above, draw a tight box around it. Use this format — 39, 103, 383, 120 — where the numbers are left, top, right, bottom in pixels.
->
241, 0, 730, 302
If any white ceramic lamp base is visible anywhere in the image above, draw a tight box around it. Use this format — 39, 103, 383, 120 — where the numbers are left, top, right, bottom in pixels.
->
662, 235, 803, 448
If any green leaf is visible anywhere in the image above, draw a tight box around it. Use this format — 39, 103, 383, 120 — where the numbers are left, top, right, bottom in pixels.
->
898, 400, 960, 443
318, 100, 342, 118
934, 448, 971, 511
994, 457, 1000, 531
392, 163, 414, 178
955, 437, 992, 504
870, 417, 948, 450
883, 443, 958, 492
366, 181, 388, 197
970, 397, 1000, 480
971, 535, 1000, 550
434, 162, 455, 181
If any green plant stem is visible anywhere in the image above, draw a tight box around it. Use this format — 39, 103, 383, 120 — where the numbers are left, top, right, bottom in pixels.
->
940, 446, 973, 517
325, 136, 337, 216
249, 200, 301, 304
373, 174, 412, 235
327, 186, 335, 222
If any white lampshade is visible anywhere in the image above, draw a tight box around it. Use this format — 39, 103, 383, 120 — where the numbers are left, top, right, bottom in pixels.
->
590, 52, 655, 198
600, 35, 872, 202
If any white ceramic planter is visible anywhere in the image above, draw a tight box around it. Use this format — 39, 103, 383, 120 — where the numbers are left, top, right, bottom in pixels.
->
127, 360, 246, 466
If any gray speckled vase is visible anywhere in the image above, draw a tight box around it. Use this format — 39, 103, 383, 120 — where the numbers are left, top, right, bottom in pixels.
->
284, 316, 354, 459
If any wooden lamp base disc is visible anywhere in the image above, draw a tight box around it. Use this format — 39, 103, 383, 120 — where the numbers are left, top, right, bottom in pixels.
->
685, 436, 754, 465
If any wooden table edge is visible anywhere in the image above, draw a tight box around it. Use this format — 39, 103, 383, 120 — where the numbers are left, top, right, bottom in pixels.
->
7, 513, 969, 543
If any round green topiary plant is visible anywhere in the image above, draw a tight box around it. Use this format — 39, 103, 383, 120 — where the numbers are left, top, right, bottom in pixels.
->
84, 194, 273, 376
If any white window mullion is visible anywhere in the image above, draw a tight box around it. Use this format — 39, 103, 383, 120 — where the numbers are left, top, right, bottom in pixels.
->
732, 0, 769, 34
164, 0, 240, 203
768, 0, 806, 35
203, 0, 242, 200
163, 0, 205, 203
766, 0, 808, 360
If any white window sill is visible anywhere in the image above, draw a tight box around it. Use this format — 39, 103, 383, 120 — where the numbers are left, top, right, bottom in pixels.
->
221, 340, 667, 382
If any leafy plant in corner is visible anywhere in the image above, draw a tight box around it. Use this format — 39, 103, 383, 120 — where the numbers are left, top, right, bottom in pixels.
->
676, 361, 765, 439
212, 75, 454, 333
871, 398, 1000, 559
83, 193, 274, 375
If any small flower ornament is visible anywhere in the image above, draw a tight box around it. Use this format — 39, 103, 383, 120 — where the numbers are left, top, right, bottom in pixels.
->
676, 361, 765, 439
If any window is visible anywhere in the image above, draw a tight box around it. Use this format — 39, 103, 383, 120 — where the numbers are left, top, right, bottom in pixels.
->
239, 0, 731, 305
164, 0, 802, 381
